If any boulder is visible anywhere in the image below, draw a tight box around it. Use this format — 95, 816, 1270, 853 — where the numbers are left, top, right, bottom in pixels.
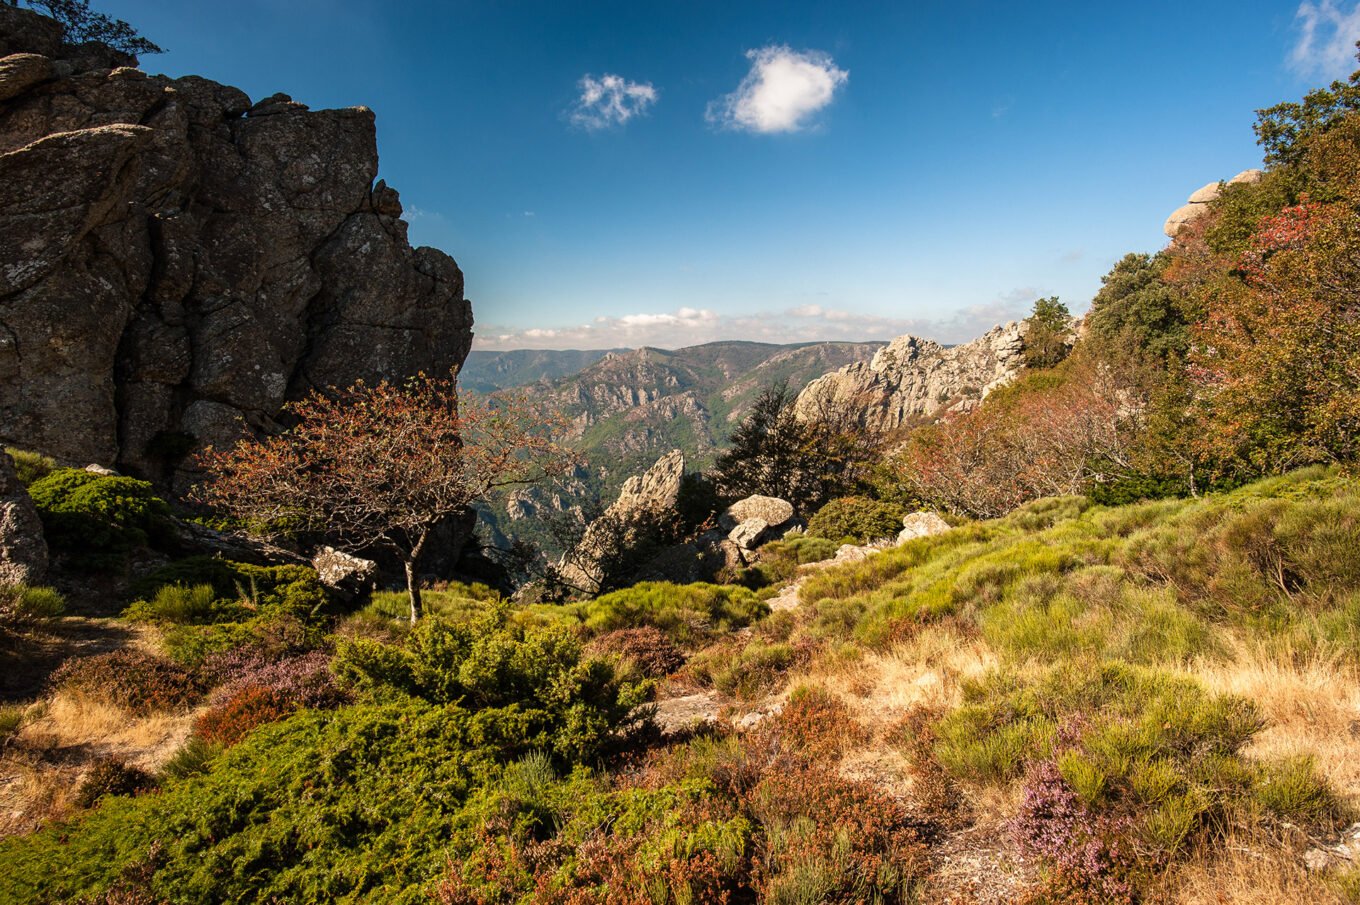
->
0, 8, 474, 480
312, 546, 378, 600
719, 495, 794, 532
0, 452, 47, 584
898, 511, 951, 544
728, 517, 770, 550
1163, 202, 1209, 238
1186, 181, 1222, 204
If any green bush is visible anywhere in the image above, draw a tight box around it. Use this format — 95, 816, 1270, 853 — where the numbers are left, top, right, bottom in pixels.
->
123, 583, 229, 625
569, 581, 768, 646
5, 448, 55, 486
333, 605, 650, 763
74, 759, 153, 809
28, 469, 173, 553
0, 583, 66, 624
807, 495, 905, 544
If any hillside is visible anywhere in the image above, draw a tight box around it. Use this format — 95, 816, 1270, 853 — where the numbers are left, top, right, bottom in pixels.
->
4, 469, 1358, 903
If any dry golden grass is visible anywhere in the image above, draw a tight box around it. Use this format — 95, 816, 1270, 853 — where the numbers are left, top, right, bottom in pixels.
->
1187, 636, 1360, 805
0, 691, 200, 838
1156, 833, 1351, 904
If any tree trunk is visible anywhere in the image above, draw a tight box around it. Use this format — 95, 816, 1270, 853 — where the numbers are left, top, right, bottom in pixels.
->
404, 529, 430, 624
405, 558, 423, 623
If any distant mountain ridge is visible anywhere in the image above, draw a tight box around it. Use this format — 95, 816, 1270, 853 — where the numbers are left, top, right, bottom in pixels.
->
459, 349, 627, 393
480, 339, 885, 545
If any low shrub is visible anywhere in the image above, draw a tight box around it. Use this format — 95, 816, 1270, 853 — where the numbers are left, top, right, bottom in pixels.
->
0, 583, 66, 624
162, 613, 327, 668
5, 448, 55, 486
807, 496, 905, 544
574, 582, 768, 646
28, 469, 173, 554
129, 557, 330, 624
740, 533, 841, 586
123, 583, 229, 625
588, 626, 686, 677
51, 651, 204, 716
332, 606, 651, 763
686, 639, 801, 700
158, 736, 221, 782
194, 687, 295, 747
0, 702, 26, 742
74, 759, 154, 809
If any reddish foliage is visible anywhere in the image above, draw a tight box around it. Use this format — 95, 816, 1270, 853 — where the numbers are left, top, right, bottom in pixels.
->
194, 686, 295, 747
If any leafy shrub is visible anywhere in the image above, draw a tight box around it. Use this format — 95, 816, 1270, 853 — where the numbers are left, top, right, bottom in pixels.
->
0, 583, 66, 624
194, 687, 294, 747
5, 448, 55, 486
741, 533, 842, 586
807, 495, 905, 543
51, 651, 204, 716
574, 582, 768, 646
28, 469, 173, 553
588, 626, 686, 677
74, 759, 154, 809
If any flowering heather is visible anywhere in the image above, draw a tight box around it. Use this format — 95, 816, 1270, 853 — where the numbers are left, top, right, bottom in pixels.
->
203, 648, 347, 710
1012, 761, 1135, 905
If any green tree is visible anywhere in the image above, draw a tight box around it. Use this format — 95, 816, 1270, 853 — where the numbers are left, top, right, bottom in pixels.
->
1021, 296, 1072, 370
1254, 42, 1360, 166
1084, 253, 1191, 365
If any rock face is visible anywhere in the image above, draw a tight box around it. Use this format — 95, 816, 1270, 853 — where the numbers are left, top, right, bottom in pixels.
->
1163, 169, 1264, 238
0, 451, 47, 584
0, 7, 474, 481
557, 450, 686, 592
794, 322, 1029, 434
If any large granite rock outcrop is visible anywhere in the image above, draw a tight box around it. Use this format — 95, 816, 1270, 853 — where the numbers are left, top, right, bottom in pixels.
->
793, 321, 1029, 434
0, 7, 474, 482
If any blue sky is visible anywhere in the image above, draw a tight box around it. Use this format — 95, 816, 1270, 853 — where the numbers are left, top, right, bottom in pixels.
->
102, 0, 1360, 349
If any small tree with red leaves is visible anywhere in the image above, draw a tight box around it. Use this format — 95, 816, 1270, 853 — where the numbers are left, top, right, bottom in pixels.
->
194, 373, 569, 622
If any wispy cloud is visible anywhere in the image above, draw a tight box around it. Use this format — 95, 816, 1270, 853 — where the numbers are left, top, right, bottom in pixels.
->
476, 294, 1037, 352
707, 45, 848, 134
569, 73, 657, 130
1291, 1, 1360, 77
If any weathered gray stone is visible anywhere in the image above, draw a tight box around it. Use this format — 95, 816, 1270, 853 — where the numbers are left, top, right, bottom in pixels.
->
557, 450, 686, 593
728, 517, 770, 550
719, 495, 794, 532
0, 9, 474, 480
0, 451, 47, 584
0, 52, 53, 102
898, 511, 951, 544
312, 546, 377, 600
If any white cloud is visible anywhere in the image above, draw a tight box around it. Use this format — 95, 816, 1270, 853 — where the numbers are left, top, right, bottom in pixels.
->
474, 293, 1037, 352
707, 45, 848, 134
569, 73, 657, 130
1292, 1, 1360, 77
